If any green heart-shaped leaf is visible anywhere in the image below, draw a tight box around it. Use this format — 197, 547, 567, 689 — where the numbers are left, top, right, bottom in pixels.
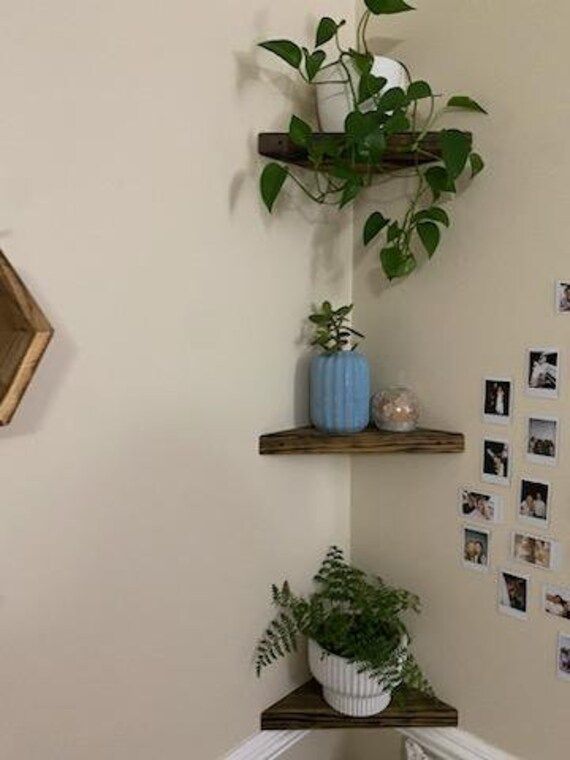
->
363, 212, 389, 245
417, 221, 441, 257
447, 95, 487, 114
259, 40, 302, 69
260, 163, 288, 212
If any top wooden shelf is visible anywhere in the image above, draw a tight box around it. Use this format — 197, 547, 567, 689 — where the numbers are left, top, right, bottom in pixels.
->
261, 679, 458, 730
259, 426, 464, 455
258, 131, 470, 171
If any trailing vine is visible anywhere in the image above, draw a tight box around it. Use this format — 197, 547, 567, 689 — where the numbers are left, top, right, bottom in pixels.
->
258, 0, 487, 280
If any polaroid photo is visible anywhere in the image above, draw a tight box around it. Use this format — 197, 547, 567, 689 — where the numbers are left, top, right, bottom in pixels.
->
483, 377, 513, 424
555, 282, 570, 314
544, 585, 570, 621
462, 525, 490, 572
498, 569, 529, 620
557, 633, 570, 681
511, 530, 560, 571
459, 487, 502, 523
526, 348, 560, 399
482, 438, 511, 486
518, 478, 550, 529
526, 416, 559, 466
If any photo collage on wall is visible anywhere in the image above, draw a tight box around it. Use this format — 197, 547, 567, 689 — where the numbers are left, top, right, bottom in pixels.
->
460, 282, 570, 680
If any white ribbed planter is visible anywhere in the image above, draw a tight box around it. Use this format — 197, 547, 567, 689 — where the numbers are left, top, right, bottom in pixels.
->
308, 639, 406, 717
315, 55, 409, 132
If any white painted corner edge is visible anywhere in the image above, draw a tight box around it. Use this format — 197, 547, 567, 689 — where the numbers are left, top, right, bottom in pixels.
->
400, 728, 520, 760
223, 730, 308, 760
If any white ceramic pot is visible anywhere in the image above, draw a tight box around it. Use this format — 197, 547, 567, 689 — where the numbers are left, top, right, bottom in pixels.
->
315, 56, 409, 133
308, 638, 406, 717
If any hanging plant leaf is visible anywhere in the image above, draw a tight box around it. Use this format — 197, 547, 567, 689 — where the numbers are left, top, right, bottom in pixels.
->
304, 49, 326, 82
387, 221, 402, 242
441, 129, 472, 180
447, 95, 487, 114
378, 87, 409, 112
339, 179, 362, 208
260, 163, 288, 212
416, 221, 441, 257
348, 49, 374, 76
365, 0, 415, 14
315, 17, 344, 47
380, 246, 417, 280
345, 110, 379, 141
358, 129, 387, 164
363, 212, 389, 245
407, 80, 432, 100
358, 73, 387, 104
383, 109, 410, 133
413, 207, 450, 227
424, 166, 456, 201
288, 115, 312, 148
469, 152, 485, 178
259, 40, 302, 70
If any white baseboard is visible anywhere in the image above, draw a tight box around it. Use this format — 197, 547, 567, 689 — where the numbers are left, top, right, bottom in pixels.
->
223, 725, 519, 760
400, 728, 520, 760
223, 730, 308, 760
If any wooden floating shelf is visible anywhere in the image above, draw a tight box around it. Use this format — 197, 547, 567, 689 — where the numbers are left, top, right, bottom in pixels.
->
259, 426, 464, 455
0, 251, 53, 425
261, 679, 458, 730
258, 131, 472, 171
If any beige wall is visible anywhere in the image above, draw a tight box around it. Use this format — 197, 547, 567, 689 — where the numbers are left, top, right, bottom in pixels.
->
0, 2, 354, 759
353, 2, 570, 760
284, 729, 402, 760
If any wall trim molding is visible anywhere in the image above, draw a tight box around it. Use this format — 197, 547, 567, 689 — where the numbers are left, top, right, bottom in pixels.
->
223, 726, 520, 760
223, 730, 308, 760
400, 728, 520, 760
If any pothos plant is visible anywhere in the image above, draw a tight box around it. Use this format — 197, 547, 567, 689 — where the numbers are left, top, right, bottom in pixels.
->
258, 0, 487, 280
309, 301, 364, 353
255, 546, 432, 694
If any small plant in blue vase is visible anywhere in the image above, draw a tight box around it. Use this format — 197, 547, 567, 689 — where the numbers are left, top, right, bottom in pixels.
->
309, 302, 370, 434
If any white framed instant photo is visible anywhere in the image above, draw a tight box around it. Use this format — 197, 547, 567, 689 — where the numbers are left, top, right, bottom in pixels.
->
458, 487, 502, 523
462, 524, 490, 572
498, 569, 529, 620
525, 348, 560, 399
517, 478, 551, 529
526, 416, 559, 467
555, 281, 570, 314
557, 633, 570, 681
482, 438, 511, 486
482, 377, 513, 424
511, 530, 560, 571
544, 584, 570, 622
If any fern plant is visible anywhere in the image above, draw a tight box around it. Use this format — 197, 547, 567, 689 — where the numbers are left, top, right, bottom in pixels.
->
256, 546, 432, 695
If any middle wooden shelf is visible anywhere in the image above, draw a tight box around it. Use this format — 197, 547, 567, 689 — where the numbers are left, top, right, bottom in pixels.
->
259, 425, 465, 455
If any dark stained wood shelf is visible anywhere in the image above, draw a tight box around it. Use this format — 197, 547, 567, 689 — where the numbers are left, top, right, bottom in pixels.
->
258, 131, 472, 171
259, 426, 464, 455
261, 679, 458, 730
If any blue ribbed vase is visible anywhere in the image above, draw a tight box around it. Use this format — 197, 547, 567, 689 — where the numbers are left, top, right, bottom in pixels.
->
310, 352, 370, 434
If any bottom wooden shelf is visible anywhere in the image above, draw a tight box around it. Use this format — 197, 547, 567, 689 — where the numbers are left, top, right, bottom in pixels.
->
261, 679, 458, 730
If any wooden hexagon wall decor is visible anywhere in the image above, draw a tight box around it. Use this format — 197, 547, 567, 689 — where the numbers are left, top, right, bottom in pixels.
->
0, 251, 53, 425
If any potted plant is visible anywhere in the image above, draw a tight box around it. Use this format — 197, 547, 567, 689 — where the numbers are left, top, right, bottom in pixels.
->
256, 546, 431, 717
308, 302, 369, 434
258, 0, 487, 281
